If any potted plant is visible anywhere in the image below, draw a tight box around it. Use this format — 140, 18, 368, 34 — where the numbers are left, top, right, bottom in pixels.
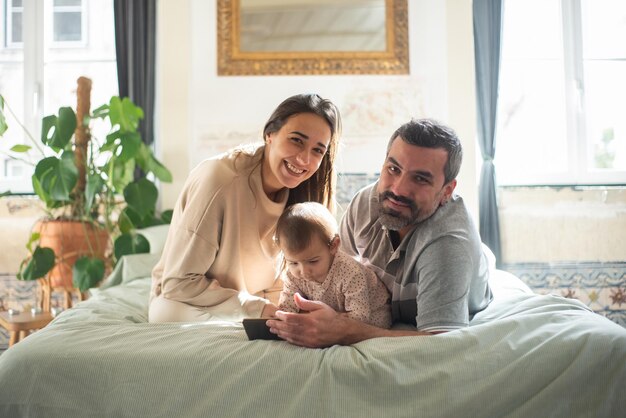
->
0, 77, 172, 292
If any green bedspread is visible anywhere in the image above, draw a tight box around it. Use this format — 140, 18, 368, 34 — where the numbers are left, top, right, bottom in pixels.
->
0, 264, 625, 418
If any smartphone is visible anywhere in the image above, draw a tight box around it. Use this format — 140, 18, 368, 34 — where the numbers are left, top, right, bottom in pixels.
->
242, 318, 282, 340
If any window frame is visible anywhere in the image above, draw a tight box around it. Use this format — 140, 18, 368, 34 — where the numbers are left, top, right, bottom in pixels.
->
497, 0, 626, 186
4, 0, 24, 48
50, 0, 87, 48
1, 0, 102, 193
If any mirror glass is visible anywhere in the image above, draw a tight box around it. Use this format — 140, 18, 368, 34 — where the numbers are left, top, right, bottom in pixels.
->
217, 0, 408, 75
239, 0, 386, 52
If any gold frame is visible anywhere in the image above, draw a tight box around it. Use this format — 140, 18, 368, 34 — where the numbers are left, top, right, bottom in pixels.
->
217, 0, 409, 76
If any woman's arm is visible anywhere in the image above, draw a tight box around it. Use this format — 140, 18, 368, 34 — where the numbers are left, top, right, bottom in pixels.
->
155, 160, 269, 319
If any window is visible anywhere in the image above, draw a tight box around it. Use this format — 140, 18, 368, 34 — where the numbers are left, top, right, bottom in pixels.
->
0, 0, 117, 193
52, 0, 84, 44
496, 0, 626, 185
5, 0, 23, 46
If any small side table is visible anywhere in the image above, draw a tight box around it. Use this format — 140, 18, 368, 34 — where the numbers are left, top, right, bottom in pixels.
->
0, 311, 54, 347
38, 277, 87, 312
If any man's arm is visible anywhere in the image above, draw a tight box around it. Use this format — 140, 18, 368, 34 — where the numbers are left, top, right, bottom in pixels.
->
266, 294, 435, 348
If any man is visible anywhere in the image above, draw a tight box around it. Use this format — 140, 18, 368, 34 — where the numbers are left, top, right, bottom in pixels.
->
267, 119, 493, 347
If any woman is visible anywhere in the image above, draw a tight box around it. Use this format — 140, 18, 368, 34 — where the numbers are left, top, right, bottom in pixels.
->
149, 94, 341, 323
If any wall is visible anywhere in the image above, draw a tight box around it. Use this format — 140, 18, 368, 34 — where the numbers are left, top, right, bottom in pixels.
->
500, 187, 626, 263
499, 186, 626, 326
156, 0, 479, 218
0, 0, 479, 274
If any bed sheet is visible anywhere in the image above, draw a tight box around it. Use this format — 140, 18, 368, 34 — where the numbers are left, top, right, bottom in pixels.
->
0, 268, 624, 418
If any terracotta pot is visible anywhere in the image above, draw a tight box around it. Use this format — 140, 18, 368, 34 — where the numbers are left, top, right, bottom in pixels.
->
34, 220, 110, 289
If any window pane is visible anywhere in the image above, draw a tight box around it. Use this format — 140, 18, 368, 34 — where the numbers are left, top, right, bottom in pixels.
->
0, 35, 30, 192
581, 0, 626, 59
53, 12, 82, 42
12, 0, 23, 7
584, 62, 626, 171
11, 12, 23, 43
1, 0, 117, 194
54, 0, 82, 6
496, 62, 568, 181
582, 0, 626, 173
44, 0, 117, 136
501, 0, 563, 60
497, 0, 568, 184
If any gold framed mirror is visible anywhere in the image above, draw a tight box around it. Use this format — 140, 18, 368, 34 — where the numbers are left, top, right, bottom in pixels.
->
217, 0, 409, 75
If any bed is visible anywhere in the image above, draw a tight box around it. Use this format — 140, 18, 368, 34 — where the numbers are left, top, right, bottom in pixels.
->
0, 232, 625, 418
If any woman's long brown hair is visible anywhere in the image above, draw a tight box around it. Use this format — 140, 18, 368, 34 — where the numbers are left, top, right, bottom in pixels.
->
262, 93, 342, 212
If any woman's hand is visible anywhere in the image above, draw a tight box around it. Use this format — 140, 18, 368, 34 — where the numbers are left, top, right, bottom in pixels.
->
261, 303, 278, 318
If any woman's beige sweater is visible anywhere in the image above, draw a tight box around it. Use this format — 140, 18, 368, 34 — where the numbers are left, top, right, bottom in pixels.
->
150, 146, 288, 319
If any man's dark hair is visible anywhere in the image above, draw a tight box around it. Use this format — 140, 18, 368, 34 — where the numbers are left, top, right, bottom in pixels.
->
386, 119, 463, 184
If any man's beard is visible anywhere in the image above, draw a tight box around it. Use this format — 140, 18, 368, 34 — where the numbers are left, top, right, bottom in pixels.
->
377, 191, 419, 231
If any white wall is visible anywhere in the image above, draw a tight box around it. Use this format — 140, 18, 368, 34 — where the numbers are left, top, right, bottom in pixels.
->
156, 0, 479, 218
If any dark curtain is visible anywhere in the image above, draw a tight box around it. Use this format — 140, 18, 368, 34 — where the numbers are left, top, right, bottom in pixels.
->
114, 0, 156, 146
473, 0, 503, 266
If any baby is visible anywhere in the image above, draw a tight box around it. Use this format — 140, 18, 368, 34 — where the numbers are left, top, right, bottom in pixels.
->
275, 202, 391, 329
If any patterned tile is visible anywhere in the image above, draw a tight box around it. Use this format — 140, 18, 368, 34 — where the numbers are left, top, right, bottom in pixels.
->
0, 275, 80, 349
336, 172, 379, 205
503, 262, 626, 328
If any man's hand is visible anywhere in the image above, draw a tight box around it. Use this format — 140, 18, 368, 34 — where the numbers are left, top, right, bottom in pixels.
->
261, 303, 278, 318
267, 293, 349, 348
267, 294, 435, 347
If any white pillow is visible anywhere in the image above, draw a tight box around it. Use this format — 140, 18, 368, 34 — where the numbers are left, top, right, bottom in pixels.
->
481, 243, 496, 271
137, 224, 170, 255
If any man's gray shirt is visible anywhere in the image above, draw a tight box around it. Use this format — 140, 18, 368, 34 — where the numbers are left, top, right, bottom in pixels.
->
339, 182, 493, 332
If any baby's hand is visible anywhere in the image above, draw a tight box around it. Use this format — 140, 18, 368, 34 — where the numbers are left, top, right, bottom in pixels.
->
261, 303, 278, 318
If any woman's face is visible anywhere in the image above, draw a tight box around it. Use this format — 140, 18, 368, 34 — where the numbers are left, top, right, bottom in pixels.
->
263, 112, 332, 196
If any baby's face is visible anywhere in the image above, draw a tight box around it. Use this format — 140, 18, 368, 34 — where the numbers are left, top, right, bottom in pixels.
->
282, 235, 337, 284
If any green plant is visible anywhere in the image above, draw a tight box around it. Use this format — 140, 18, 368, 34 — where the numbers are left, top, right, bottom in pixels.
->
0, 82, 172, 291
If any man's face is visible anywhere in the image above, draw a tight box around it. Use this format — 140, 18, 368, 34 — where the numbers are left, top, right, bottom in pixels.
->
376, 138, 456, 236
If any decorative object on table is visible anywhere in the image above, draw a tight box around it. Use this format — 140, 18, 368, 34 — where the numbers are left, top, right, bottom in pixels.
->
0, 77, 173, 296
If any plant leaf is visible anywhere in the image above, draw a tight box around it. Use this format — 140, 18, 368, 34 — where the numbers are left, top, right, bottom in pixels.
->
148, 155, 173, 182
117, 132, 142, 162
92, 104, 109, 119
123, 178, 158, 218
85, 173, 104, 213
34, 152, 78, 203
108, 158, 135, 193
108, 96, 143, 133
25, 232, 41, 253
123, 206, 140, 227
0, 95, 8, 136
18, 246, 56, 280
10, 144, 31, 153
41, 107, 76, 150
72, 256, 105, 292
31, 173, 52, 206
117, 208, 135, 234
41, 115, 57, 146
48, 107, 76, 149
114, 233, 150, 260
160, 210, 173, 224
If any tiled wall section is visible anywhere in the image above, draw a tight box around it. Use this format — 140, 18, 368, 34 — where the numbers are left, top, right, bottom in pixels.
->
503, 262, 626, 328
0, 275, 78, 350
336, 172, 379, 208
